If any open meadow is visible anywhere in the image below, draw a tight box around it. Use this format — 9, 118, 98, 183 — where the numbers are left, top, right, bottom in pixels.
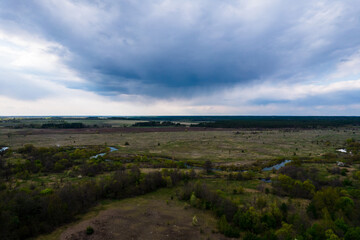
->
1, 117, 360, 239
2, 122, 359, 163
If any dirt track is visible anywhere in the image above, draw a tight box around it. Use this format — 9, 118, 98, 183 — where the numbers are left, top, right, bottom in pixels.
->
60, 199, 227, 240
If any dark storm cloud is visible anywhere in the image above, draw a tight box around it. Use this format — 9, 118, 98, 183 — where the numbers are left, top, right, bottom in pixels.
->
2, 0, 360, 99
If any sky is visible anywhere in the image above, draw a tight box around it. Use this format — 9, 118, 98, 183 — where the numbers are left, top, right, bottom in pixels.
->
1, 0, 360, 116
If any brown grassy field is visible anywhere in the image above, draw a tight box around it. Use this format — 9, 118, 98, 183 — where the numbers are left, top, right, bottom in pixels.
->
1, 126, 359, 163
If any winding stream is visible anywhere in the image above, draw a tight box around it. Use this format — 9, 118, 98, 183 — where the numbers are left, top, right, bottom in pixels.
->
262, 159, 292, 171
91, 147, 118, 159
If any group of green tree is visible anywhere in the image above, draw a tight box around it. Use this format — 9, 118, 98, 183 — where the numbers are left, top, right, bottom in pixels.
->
40, 122, 86, 129
0, 145, 201, 184
180, 178, 360, 239
0, 167, 194, 239
4, 120, 111, 129
132, 121, 183, 127
0, 145, 115, 180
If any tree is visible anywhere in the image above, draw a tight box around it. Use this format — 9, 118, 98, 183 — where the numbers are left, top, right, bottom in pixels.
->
336, 197, 354, 217
275, 222, 296, 240
310, 187, 341, 219
345, 227, 360, 240
218, 215, 239, 238
325, 229, 340, 240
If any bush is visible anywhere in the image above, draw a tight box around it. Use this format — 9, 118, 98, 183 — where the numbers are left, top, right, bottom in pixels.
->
233, 207, 261, 232
353, 171, 360, 180
272, 174, 315, 199
190, 192, 201, 208
275, 222, 295, 240
218, 215, 239, 238
243, 232, 261, 240
325, 229, 341, 240
40, 188, 54, 195
192, 215, 198, 226
86, 226, 94, 235
345, 227, 360, 240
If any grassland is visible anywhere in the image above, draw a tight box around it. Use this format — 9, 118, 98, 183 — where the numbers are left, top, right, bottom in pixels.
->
1, 125, 359, 163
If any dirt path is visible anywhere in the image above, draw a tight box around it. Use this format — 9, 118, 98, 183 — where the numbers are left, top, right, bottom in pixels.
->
60, 198, 227, 240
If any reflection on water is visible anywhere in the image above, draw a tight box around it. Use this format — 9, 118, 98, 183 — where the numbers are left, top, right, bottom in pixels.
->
0, 147, 9, 152
262, 159, 292, 171
91, 147, 118, 159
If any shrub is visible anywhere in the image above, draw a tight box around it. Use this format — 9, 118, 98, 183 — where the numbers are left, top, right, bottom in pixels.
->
233, 207, 261, 232
190, 192, 201, 208
275, 222, 295, 240
353, 171, 360, 180
308, 187, 341, 219
40, 188, 54, 195
334, 218, 349, 233
86, 226, 94, 235
192, 215, 198, 226
243, 232, 261, 240
218, 215, 239, 238
305, 224, 326, 239
325, 229, 341, 240
255, 197, 267, 210
345, 227, 360, 240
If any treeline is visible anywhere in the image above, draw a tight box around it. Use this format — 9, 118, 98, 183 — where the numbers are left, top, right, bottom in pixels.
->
191, 116, 360, 129
7, 122, 87, 129
133, 121, 183, 127
0, 168, 194, 239
5, 121, 113, 129
41, 122, 86, 129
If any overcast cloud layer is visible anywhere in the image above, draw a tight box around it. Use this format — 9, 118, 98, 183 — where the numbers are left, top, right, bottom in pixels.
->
1, 0, 360, 115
